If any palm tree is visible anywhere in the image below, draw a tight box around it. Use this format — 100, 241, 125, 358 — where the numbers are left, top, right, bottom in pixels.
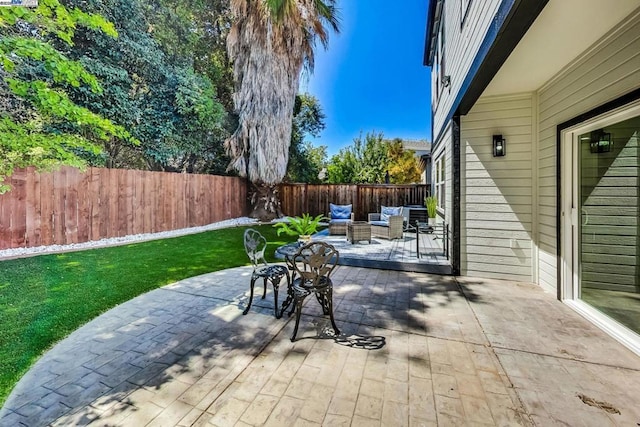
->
226, 0, 340, 220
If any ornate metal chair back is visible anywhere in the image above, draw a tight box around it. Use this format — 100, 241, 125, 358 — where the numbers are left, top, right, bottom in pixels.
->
291, 241, 339, 289
243, 228, 268, 269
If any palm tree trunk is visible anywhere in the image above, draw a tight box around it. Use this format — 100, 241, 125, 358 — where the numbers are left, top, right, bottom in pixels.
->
248, 182, 283, 221
226, 0, 339, 222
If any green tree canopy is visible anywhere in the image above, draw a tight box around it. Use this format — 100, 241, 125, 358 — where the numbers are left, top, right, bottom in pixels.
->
386, 138, 422, 184
326, 132, 422, 184
60, 0, 228, 173
286, 93, 328, 183
0, 0, 133, 192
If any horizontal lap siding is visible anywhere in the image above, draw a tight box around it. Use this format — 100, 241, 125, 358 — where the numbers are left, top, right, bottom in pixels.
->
537, 10, 640, 292
433, 0, 501, 137
0, 167, 247, 250
461, 94, 534, 280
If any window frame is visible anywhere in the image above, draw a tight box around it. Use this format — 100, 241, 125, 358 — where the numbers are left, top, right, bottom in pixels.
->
434, 155, 446, 215
461, 0, 472, 28
432, 12, 446, 107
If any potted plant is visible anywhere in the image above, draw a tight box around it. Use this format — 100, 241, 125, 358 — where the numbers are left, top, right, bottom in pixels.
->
273, 213, 326, 242
424, 196, 438, 226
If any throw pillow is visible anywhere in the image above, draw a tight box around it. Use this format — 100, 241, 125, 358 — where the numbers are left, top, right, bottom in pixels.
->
330, 203, 352, 220
380, 206, 401, 222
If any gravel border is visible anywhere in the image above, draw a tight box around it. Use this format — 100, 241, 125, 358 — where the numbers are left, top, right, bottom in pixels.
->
0, 217, 260, 260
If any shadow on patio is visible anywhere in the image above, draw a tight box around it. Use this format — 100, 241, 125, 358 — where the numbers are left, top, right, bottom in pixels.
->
1, 265, 639, 426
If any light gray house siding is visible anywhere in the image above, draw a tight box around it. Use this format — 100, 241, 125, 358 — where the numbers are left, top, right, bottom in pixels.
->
536, 10, 640, 291
460, 94, 534, 280
432, 0, 501, 137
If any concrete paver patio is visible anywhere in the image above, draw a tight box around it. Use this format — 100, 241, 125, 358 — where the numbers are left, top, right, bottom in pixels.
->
1, 265, 639, 426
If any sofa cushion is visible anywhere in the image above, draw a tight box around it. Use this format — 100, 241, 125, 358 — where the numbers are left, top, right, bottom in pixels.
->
369, 220, 389, 227
329, 218, 350, 224
380, 206, 402, 222
330, 203, 352, 220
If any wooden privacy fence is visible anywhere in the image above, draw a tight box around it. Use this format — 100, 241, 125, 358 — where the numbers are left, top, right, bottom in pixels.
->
0, 167, 248, 250
279, 183, 430, 220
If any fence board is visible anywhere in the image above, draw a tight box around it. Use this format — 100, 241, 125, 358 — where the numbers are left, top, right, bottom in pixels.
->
195, 174, 204, 226
142, 171, 151, 234
132, 170, 142, 235
65, 167, 79, 244
97, 168, 108, 240
0, 167, 248, 250
117, 170, 127, 237
89, 168, 101, 241
53, 168, 66, 244
76, 168, 90, 243
25, 166, 41, 247
10, 169, 27, 247
0, 184, 9, 248
168, 173, 176, 231
40, 171, 53, 246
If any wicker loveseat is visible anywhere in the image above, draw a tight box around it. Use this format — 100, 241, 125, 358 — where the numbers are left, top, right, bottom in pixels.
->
368, 206, 404, 240
328, 203, 354, 235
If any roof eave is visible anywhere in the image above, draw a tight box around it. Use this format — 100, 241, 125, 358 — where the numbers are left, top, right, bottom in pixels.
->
458, 0, 550, 114
423, 0, 443, 66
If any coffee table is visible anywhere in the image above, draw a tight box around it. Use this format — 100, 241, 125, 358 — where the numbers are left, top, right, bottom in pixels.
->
347, 221, 371, 244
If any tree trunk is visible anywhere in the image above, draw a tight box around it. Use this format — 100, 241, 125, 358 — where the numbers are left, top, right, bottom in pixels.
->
248, 182, 283, 221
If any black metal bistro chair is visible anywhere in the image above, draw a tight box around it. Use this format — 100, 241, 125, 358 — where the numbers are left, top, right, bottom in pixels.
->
281, 241, 340, 341
243, 229, 290, 318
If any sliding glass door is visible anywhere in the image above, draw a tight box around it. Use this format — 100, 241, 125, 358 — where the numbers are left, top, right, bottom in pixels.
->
562, 101, 640, 352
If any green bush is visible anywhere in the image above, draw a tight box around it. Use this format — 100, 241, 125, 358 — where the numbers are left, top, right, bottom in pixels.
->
273, 213, 326, 237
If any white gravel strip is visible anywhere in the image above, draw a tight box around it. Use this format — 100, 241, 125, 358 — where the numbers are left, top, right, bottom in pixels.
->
0, 217, 260, 260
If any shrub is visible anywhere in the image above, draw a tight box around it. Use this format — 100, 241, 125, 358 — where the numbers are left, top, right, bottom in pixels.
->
273, 213, 326, 237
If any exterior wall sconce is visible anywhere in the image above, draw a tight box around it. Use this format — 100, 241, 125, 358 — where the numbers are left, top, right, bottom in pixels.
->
590, 129, 612, 153
442, 75, 451, 88
493, 134, 506, 157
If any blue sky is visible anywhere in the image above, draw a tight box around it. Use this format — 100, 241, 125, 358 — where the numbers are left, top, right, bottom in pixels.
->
300, 0, 432, 156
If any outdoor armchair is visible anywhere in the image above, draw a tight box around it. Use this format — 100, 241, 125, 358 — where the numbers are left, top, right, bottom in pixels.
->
368, 206, 404, 240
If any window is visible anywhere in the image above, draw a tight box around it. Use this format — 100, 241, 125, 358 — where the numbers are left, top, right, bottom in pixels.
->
432, 10, 446, 106
432, 35, 441, 105
461, 0, 472, 27
434, 156, 446, 213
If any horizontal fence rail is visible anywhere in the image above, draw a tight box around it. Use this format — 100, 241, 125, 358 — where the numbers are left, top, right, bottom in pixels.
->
0, 167, 248, 250
278, 183, 430, 220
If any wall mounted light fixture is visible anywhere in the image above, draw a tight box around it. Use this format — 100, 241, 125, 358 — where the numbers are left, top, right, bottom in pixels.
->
493, 134, 506, 157
442, 75, 451, 88
589, 129, 612, 153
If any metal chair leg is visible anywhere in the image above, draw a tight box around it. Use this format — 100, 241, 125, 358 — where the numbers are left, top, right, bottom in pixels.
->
290, 298, 304, 341
272, 280, 280, 318
327, 289, 340, 335
276, 274, 290, 319
262, 277, 268, 299
243, 276, 257, 315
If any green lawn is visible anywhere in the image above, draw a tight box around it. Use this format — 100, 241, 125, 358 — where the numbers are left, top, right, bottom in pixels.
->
0, 224, 296, 406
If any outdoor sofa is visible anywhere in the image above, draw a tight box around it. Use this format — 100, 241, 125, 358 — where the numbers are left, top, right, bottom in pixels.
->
368, 206, 404, 240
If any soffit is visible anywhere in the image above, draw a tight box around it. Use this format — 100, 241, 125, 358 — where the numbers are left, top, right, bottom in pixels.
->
484, 0, 640, 96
